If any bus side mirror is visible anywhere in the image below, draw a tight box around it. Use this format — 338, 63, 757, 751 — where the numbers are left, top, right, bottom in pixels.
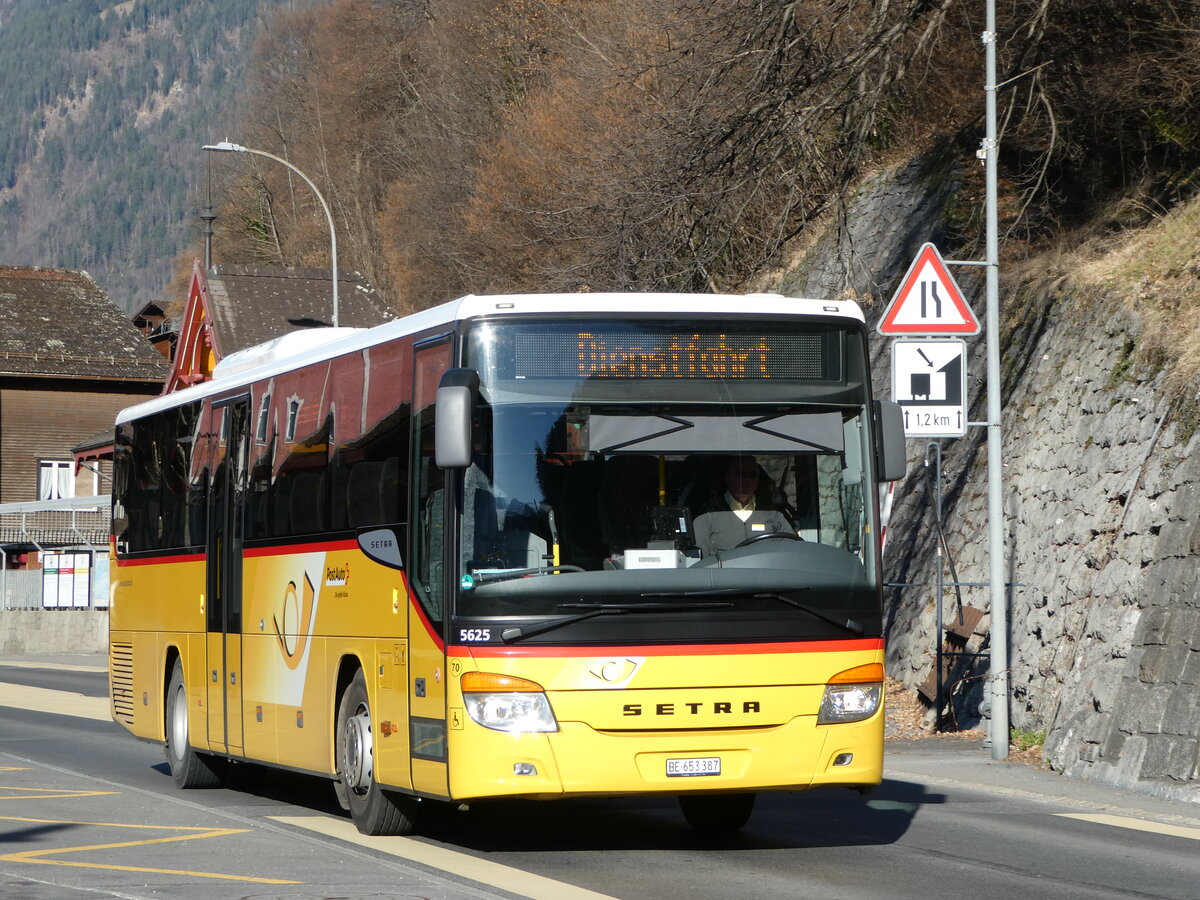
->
875, 400, 907, 483
435, 368, 479, 469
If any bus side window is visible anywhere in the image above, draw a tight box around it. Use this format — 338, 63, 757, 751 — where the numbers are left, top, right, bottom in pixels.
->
112, 424, 133, 549
331, 399, 411, 532
416, 457, 444, 620
411, 339, 450, 627
270, 417, 331, 538
115, 404, 204, 555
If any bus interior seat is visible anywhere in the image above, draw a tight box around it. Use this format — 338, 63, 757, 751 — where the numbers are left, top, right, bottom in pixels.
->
186, 478, 207, 546
289, 472, 323, 534
557, 459, 604, 568
379, 456, 400, 522
271, 476, 293, 535
346, 460, 386, 527
329, 463, 351, 531
791, 455, 820, 541
676, 455, 726, 520
462, 469, 499, 566
488, 498, 545, 569
599, 456, 657, 553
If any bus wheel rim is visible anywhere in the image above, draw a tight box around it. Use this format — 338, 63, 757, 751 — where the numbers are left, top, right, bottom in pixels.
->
344, 706, 373, 791
170, 683, 187, 756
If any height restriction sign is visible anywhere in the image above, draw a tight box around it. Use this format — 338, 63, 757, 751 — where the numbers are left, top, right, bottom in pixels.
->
877, 243, 981, 335
892, 339, 968, 437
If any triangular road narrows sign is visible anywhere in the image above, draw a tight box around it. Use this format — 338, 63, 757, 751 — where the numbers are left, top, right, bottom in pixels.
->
877, 243, 981, 335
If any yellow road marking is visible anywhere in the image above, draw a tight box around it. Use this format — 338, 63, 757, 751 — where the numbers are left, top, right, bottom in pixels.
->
0, 786, 118, 800
274, 814, 617, 900
0, 815, 300, 885
0, 683, 110, 721
1057, 812, 1200, 841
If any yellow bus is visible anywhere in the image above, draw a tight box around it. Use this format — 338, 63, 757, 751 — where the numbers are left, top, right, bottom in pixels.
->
109, 293, 906, 835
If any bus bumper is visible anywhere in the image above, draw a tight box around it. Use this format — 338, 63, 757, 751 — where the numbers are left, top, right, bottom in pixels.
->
445, 712, 883, 800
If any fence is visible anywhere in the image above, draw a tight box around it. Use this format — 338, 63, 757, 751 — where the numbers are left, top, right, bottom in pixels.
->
0, 495, 110, 610
1, 568, 41, 610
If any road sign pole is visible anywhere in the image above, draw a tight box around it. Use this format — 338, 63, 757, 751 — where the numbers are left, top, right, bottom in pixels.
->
983, 0, 1009, 760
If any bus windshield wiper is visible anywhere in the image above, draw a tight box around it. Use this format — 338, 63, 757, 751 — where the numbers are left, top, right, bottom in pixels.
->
468, 565, 585, 585
643, 588, 863, 636
501, 600, 733, 643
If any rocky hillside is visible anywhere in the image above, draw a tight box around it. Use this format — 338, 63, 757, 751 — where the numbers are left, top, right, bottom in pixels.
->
765, 153, 1200, 800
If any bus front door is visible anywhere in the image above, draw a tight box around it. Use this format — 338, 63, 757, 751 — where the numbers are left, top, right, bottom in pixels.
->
409, 339, 451, 797
206, 397, 248, 756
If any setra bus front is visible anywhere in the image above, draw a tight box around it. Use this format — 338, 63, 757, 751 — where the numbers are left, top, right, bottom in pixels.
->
365, 305, 906, 831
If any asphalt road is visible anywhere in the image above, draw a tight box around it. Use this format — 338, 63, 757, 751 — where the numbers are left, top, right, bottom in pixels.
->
3, 658, 1200, 900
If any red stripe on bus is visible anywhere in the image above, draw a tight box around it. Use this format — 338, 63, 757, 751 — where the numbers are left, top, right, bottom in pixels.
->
116, 539, 361, 565
244, 539, 359, 557
115, 552, 205, 567
450, 638, 884, 658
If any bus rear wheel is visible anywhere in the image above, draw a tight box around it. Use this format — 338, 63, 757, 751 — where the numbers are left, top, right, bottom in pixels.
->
678, 792, 756, 832
336, 668, 419, 835
165, 660, 225, 789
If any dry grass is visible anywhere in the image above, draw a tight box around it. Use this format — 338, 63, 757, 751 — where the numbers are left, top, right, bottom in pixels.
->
1073, 194, 1200, 398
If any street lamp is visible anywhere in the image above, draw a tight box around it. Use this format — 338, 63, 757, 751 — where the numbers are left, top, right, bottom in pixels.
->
202, 140, 339, 327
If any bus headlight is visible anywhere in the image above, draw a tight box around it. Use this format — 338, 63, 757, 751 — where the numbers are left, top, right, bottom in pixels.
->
818, 663, 884, 725
461, 672, 558, 733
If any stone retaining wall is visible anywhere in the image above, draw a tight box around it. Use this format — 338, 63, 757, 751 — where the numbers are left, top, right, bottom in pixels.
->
768, 150, 1200, 801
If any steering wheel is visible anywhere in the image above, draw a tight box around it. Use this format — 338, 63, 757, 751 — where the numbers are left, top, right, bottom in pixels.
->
734, 531, 803, 548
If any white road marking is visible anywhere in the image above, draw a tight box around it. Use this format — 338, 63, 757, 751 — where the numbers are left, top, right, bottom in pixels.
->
0, 683, 110, 721
272, 814, 618, 900
1057, 812, 1200, 841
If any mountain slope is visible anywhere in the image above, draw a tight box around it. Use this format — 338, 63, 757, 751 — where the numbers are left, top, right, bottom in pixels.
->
0, 0, 304, 310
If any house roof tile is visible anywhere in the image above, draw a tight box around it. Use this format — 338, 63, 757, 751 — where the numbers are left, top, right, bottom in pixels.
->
0, 266, 168, 380
205, 265, 395, 356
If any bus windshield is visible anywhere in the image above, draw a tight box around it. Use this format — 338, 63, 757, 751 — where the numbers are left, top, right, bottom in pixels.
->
449, 317, 883, 641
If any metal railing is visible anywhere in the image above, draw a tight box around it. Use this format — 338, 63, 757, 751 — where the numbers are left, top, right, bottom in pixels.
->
1, 495, 110, 610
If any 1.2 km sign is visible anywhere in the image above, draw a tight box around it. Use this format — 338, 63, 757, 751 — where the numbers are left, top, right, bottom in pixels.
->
891, 339, 967, 437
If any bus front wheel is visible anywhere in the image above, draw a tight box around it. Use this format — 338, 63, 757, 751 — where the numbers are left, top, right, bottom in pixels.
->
165, 660, 225, 789
678, 792, 756, 832
336, 668, 419, 835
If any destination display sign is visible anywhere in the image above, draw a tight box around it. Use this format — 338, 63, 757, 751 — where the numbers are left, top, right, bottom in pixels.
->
507, 326, 845, 381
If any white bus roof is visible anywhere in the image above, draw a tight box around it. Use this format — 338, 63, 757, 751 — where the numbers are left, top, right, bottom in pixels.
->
116, 292, 865, 424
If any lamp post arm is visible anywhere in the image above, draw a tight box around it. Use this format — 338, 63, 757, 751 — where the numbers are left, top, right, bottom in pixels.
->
203, 142, 339, 327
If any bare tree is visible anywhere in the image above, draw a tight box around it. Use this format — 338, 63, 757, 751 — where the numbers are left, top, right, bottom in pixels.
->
198, 0, 1200, 308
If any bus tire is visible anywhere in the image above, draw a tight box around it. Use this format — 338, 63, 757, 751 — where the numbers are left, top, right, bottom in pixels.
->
165, 660, 225, 789
678, 792, 756, 832
336, 668, 419, 835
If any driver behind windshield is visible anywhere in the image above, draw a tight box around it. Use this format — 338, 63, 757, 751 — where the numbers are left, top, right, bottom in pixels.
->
692, 455, 796, 555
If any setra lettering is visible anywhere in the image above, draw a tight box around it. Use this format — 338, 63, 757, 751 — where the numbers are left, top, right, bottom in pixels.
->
621, 700, 762, 716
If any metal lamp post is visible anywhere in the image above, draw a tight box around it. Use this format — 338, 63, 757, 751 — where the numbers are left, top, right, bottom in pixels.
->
202, 140, 339, 328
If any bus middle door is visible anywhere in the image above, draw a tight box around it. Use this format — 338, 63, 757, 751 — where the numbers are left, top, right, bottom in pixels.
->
206, 397, 249, 756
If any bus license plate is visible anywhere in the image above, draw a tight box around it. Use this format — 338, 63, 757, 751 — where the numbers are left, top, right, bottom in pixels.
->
666, 757, 721, 777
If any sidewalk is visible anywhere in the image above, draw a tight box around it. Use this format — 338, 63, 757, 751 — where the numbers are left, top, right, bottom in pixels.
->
0, 652, 108, 672
885, 733, 1200, 827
